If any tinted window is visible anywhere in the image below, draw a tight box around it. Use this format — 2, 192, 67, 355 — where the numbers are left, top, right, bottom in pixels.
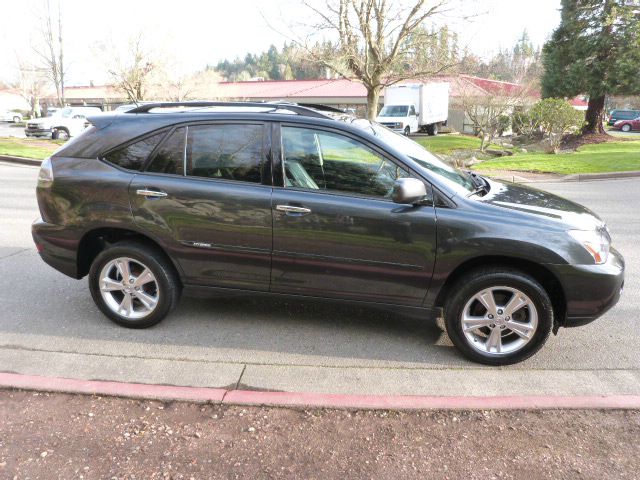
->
104, 131, 166, 171
187, 124, 263, 183
613, 110, 639, 119
281, 126, 413, 198
147, 127, 186, 175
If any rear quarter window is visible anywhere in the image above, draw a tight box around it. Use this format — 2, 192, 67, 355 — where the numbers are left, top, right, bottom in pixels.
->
103, 130, 167, 171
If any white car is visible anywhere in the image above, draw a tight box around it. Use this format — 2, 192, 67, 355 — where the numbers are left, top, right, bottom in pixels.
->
25, 106, 102, 140
0, 110, 23, 123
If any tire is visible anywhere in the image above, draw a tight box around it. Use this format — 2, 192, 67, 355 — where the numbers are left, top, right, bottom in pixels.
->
443, 267, 553, 366
52, 128, 69, 140
403, 126, 411, 136
88, 241, 181, 328
12, 116, 21, 123
621, 124, 632, 132
426, 123, 438, 136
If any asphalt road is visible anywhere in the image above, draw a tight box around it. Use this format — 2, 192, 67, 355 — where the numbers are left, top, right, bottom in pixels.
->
1, 161, 638, 397
0, 122, 25, 138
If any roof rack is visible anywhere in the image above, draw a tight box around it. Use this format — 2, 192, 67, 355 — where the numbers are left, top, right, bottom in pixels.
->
125, 101, 333, 119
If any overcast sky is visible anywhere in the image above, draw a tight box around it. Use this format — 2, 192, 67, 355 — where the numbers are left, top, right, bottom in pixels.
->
0, 0, 561, 85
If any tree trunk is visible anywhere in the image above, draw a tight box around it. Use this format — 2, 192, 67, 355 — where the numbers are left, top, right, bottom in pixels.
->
366, 86, 382, 120
583, 95, 606, 135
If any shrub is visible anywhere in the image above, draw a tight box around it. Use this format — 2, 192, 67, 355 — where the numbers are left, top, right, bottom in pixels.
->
529, 98, 585, 153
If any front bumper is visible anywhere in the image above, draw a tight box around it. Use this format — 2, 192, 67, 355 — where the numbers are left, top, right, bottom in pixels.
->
550, 247, 625, 327
25, 127, 53, 138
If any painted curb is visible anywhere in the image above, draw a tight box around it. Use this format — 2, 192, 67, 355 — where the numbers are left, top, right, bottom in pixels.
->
1, 372, 640, 410
0, 155, 42, 166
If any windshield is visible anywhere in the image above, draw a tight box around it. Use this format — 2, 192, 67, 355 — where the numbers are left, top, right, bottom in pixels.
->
350, 119, 476, 194
378, 105, 409, 117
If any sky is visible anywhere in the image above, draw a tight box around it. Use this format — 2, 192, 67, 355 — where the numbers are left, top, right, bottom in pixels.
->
0, 0, 561, 86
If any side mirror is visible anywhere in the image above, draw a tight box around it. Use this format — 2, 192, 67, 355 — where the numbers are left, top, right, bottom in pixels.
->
392, 178, 427, 205
415, 111, 420, 117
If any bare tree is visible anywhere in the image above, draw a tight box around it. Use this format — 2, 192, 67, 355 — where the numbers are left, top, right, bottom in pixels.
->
459, 79, 531, 151
302, 0, 453, 119
16, 59, 48, 118
105, 35, 157, 103
32, 0, 65, 107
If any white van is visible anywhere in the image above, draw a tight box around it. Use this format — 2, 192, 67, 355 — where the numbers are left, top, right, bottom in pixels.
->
377, 83, 449, 135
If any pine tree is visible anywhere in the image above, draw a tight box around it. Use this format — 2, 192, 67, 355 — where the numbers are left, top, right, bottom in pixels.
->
541, 0, 640, 134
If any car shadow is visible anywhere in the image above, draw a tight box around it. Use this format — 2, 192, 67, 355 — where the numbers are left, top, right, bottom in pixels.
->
0, 251, 467, 367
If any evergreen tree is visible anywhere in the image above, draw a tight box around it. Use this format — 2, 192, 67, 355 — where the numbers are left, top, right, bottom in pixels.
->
541, 0, 640, 134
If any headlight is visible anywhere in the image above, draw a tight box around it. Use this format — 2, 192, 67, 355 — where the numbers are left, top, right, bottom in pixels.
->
568, 229, 610, 264
394, 122, 403, 128
38, 157, 54, 187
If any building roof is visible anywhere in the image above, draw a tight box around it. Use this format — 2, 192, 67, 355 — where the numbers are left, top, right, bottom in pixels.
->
29, 75, 540, 106
214, 78, 367, 99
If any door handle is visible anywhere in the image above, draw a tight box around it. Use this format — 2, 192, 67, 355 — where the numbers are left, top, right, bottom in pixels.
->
136, 189, 168, 198
275, 205, 311, 214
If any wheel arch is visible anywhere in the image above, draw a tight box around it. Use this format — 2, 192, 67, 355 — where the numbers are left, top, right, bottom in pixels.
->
77, 227, 182, 282
433, 255, 567, 329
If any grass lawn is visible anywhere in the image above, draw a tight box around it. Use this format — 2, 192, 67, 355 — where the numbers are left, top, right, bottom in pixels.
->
473, 141, 640, 175
414, 134, 484, 154
0, 138, 63, 160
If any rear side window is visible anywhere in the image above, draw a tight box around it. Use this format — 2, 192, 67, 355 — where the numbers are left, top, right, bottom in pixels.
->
147, 127, 186, 175
186, 124, 263, 183
615, 111, 638, 119
103, 131, 166, 171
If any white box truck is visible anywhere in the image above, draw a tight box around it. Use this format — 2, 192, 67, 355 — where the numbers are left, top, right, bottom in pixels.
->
376, 82, 449, 135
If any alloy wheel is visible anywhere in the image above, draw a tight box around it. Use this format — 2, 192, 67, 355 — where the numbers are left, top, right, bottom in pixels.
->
460, 286, 538, 356
98, 257, 159, 319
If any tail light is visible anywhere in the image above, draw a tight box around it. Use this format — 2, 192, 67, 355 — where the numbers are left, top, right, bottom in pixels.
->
38, 157, 54, 187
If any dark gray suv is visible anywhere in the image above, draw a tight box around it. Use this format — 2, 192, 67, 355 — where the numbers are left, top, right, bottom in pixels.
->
32, 102, 624, 365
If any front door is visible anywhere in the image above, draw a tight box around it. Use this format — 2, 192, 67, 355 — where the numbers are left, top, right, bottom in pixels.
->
128, 122, 273, 290
271, 125, 436, 306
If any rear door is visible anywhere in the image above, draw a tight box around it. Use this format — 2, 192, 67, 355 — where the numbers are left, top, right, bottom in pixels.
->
127, 122, 273, 290
270, 124, 436, 306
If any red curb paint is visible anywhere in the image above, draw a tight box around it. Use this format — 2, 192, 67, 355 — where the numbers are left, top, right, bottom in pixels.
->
224, 390, 640, 410
1, 372, 640, 410
0, 373, 226, 403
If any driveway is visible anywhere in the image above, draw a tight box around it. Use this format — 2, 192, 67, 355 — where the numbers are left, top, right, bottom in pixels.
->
1, 161, 638, 397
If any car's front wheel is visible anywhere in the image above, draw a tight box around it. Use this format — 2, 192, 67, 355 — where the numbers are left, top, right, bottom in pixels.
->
89, 241, 181, 328
12, 116, 21, 123
444, 268, 553, 365
52, 128, 69, 140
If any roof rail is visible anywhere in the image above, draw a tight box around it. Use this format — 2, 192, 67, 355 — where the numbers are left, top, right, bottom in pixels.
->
125, 101, 332, 119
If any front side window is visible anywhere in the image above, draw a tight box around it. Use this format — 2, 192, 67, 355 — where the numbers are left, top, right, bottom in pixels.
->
147, 127, 186, 175
186, 124, 263, 183
281, 126, 413, 198
103, 130, 167, 171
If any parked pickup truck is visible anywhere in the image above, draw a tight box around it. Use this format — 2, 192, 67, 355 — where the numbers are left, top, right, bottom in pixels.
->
25, 106, 102, 140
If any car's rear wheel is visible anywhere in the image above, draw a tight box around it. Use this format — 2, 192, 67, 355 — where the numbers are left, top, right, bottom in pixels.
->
89, 241, 181, 328
444, 268, 553, 365
426, 123, 438, 136
12, 116, 21, 123
622, 124, 632, 132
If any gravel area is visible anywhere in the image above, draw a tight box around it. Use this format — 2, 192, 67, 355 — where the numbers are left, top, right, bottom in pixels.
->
1, 390, 639, 479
